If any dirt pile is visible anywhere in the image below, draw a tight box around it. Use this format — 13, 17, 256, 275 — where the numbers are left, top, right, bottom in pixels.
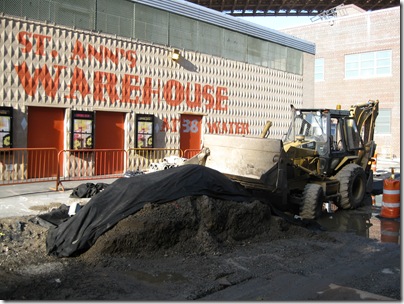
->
0, 217, 54, 269
1, 196, 280, 272
83, 196, 273, 259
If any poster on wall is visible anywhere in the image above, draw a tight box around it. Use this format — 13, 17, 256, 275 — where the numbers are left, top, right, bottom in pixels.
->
0, 106, 13, 148
71, 111, 94, 149
136, 114, 154, 148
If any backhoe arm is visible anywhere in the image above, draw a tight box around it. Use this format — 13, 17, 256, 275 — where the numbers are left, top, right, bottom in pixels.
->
349, 100, 379, 145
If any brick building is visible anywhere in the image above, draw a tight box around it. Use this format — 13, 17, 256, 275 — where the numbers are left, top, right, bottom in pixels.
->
282, 5, 400, 159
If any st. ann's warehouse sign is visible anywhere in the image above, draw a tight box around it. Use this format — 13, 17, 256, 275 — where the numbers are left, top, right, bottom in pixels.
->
11, 30, 250, 135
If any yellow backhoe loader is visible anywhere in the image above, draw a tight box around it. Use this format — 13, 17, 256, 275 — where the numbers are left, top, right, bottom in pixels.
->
185, 100, 379, 219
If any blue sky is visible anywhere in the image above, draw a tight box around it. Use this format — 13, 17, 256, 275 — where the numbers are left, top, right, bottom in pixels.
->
240, 16, 313, 30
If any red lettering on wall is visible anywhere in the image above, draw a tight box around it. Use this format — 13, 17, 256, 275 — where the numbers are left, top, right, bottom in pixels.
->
206, 122, 220, 134
215, 87, 228, 111
122, 74, 141, 104
142, 77, 152, 105
240, 123, 249, 134
202, 85, 215, 110
125, 50, 137, 68
206, 121, 249, 135
102, 46, 120, 65
71, 39, 136, 69
221, 122, 228, 133
32, 34, 51, 56
228, 122, 236, 134
71, 40, 86, 60
17, 32, 51, 56
159, 118, 179, 132
160, 118, 170, 132
17, 31, 33, 53
13, 32, 232, 112
185, 82, 202, 108
163, 80, 183, 107
14, 62, 66, 98
18, 30, 137, 69
93, 71, 119, 103
171, 118, 179, 132
88, 44, 103, 64
65, 66, 90, 99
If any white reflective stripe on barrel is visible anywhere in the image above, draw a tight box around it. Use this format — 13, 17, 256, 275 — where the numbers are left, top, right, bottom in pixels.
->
382, 202, 400, 208
383, 189, 400, 195
381, 230, 399, 236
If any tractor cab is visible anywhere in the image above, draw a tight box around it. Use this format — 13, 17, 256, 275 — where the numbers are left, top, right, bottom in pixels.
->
283, 106, 365, 176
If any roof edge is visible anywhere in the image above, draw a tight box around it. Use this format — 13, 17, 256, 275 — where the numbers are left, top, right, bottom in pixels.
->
131, 0, 316, 54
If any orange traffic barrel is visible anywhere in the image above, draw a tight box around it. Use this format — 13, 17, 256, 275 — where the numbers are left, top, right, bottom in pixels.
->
380, 178, 400, 219
380, 219, 400, 244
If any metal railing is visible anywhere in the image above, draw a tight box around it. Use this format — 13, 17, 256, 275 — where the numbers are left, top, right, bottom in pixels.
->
55, 149, 127, 191
0, 147, 191, 190
0, 147, 59, 184
127, 148, 183, 171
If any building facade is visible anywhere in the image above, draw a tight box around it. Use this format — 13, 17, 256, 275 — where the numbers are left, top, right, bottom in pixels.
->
0, 0, 315, 153
282, 5, 400, 159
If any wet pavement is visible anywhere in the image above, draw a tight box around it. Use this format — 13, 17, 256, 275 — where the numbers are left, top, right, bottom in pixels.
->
317, 203, 400, 245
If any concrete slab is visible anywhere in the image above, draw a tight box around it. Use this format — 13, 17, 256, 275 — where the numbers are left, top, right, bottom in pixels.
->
0, 178, 118, 218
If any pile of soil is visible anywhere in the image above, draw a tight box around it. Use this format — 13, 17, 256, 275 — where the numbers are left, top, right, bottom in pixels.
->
0, 195, 400, 300
84, 196, 274, 259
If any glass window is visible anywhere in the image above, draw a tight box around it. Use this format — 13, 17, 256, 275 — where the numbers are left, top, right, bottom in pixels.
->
315, 58, 324, 81
71, 111, 94, 150
375, 109, 391, 134
0, 107, 13, 148
136, 114, 155, 148
345, 50, 392, 79
344, 118, 363, 150
330, 118, 345, 151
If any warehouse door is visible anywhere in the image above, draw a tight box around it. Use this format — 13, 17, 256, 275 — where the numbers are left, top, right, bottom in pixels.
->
180, 114, 202, 158
27, 106, 64, 178
95, 111, 125, 175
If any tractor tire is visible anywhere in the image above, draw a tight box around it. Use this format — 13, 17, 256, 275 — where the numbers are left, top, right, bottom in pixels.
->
299, 183, 324, 220
335, 163, 366, 210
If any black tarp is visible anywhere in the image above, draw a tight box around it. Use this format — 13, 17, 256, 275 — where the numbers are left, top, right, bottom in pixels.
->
46, 164, 254, 257
70, 183, 110, 198
37, 204, 70, 228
